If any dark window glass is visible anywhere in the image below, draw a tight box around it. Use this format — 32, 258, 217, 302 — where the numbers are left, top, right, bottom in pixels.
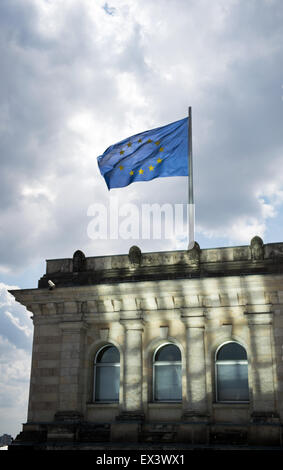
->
155, 344, 181, 362
154, 364, 182, 401
94, 345, 120, 402
217, 342, 247, 361
216, 342, 249, 402
154, 344, 182, 401
97, 345, 120, 363
217, 364, 249, 402
95, 366, 120, 402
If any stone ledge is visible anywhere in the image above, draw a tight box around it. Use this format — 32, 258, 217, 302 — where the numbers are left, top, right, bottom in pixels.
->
212, 403, 250, 409
86, 403, 119, 408
36, 240, 283, 289
148, 403, 182, 408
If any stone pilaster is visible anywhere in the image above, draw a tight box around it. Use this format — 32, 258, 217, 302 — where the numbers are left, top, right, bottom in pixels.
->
57, 321, 88, 417
245, 310, 280, 445
245, 311, 277, 417
27, 310, 61, 423
111, 318, 144, 443
119, 319, 145, 419
181, 314, 208, 419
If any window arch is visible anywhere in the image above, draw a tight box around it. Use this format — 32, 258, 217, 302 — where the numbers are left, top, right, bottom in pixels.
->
215, 341, 249, 403
153, 343, 182, 402
93, 345, 120, 402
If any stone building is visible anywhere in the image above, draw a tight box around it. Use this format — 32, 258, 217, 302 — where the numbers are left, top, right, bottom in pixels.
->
9, 237, 283, 449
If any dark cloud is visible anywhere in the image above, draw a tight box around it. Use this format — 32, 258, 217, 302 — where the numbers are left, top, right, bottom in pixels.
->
0, 0, 282, 274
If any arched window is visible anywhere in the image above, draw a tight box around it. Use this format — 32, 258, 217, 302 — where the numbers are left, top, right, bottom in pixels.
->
153, 343, 182, 402
94, 345, 120, 402
215, 341, 249, 402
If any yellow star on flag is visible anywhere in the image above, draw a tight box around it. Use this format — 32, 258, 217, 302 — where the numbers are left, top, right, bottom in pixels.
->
119, 165, 124, 170
130, 170, 134, 175
147, 139, 152, 143
139, 168, 144, 174
155, 140, 160, 146
120, 150, 125, 155
138, 138, 142, 143
127, 142, 132, 147
159, 147, 164, 152
149, 165, 154, 171
157, 158, 162, 163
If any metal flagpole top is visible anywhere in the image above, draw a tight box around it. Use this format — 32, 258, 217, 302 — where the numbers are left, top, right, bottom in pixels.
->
188, 106, 194, 205
188, 106, 195, 249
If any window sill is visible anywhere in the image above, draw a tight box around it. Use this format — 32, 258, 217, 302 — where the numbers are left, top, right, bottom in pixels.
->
213, 402, 250, 408
148, 402, 182, 407
86, 402, 119, 407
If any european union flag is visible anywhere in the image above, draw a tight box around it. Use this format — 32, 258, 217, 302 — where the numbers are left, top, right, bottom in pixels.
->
97, 117, 189, 190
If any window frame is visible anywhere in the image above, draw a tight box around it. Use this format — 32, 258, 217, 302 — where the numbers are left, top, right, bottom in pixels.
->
93, 344, 120, 403
215, 340, 249, 404
152, 342, 182, 403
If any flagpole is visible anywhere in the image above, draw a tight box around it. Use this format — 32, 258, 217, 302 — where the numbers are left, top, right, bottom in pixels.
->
188, 106, 195, 249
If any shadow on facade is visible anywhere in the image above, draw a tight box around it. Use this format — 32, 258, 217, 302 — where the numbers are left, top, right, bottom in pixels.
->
9, 242, 283, 450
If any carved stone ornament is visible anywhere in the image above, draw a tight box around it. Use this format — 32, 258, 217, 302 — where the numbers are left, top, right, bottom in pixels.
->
73, 250, 86, 272
128, 245, 142, 267
186, 241, 201, 266
250, 236, 264, 261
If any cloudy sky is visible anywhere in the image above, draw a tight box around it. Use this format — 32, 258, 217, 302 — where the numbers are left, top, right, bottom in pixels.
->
0, 0, 282, 438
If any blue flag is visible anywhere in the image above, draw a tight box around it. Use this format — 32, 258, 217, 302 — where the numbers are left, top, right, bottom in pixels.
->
97, 117, 189, 190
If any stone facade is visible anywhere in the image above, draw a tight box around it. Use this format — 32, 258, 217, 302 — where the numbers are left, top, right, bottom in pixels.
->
9, 238, 283, 449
